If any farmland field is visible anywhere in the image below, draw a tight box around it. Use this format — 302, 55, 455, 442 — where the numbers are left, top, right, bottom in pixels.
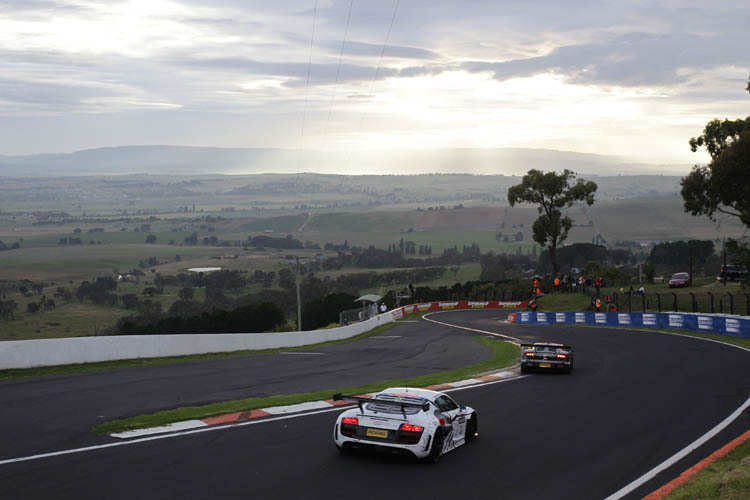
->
0, 173, 746, 341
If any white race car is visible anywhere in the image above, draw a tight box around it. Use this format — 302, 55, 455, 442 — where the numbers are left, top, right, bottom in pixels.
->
332, 387, 478, 462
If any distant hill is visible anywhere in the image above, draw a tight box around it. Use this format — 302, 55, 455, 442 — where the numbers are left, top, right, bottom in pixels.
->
0, 145, 689, 177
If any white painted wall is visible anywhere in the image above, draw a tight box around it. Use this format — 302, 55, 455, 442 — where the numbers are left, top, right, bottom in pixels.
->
0, 311, 400, 369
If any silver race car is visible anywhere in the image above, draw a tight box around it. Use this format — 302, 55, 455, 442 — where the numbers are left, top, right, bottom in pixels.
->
520, 342, 574, 373
333, 387, 478, 462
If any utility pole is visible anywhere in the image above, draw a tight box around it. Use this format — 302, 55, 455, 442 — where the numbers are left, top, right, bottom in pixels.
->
638, 262, 642, 284
295, 256, 302, 331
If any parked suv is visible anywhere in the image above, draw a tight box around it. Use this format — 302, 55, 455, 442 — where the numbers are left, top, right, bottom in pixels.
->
720, 264, 748, 282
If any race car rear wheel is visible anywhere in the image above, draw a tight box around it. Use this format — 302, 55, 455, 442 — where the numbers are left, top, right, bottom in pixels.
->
465, 413, 478, 443
422, 428, 444, 463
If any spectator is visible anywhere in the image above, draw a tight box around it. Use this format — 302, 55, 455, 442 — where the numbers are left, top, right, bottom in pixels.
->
595, 276, 602, 295
554, 276, 560, 292
379, 303, 387, 313
595, 297, 602, 312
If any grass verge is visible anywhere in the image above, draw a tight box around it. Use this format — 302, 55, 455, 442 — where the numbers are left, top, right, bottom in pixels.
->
663, 439, 750, 500
536, 293, 591, 312
93, 336, 519, 435
0, 322, 401, 381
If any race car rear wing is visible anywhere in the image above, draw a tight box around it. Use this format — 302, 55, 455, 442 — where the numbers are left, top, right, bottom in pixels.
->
521, 343, 573, 351
332, 393, 431, 414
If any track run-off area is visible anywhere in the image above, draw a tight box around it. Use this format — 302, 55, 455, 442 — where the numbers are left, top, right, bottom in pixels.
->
0, 309, 748, 500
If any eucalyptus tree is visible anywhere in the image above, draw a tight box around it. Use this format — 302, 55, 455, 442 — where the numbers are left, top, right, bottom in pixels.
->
508, 169, 597, 274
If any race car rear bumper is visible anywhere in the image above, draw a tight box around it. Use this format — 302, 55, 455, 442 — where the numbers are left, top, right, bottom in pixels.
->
521, 359, 572, 371
334, 424, 433, 459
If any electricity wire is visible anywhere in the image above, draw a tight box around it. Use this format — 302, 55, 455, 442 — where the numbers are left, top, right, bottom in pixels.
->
293, 0, 319, 211
305, 0, 355, 211
345, 0, 400, 170
315, 0, 355, 172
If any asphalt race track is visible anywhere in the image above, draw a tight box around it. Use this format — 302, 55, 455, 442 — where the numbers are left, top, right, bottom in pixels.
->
0, 318, 489, 460
1, 309, 748, 500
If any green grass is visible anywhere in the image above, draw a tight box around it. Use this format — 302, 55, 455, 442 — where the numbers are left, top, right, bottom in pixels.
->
0, 301, 133, 341
535, 283, 749, 316
536, 293, 591, 312
0, 244, 229, 281
92, 336, 520, 435
1, 257, 472, 342
241, 215, 306, 232
663, 439, 750, 500
20, 230, 195, 247
0, 281, 213, 341
0, 320, 402, 381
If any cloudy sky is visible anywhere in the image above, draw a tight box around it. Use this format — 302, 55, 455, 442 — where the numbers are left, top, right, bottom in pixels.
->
1, 0, 748, 168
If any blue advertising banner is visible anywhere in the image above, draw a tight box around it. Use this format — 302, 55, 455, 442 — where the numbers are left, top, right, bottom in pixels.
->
514, 311, 750, 338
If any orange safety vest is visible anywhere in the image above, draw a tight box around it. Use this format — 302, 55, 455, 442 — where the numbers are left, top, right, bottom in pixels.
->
554, 277, 560, 286
596, 298, 601, 308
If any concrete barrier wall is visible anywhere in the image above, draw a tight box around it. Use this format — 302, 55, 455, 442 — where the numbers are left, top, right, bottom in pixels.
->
0, 300, 528, 369
512, 311, 750, 338
0, 311, 399, 370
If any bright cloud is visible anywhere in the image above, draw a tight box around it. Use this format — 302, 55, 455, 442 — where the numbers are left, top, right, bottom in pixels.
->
0, 0, 747, 167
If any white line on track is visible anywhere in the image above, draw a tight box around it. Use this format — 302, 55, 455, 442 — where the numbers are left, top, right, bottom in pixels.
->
422, 311, 521, 343
0, 407, 345, 467
3, 312, 745, 483
369, 335, 402, 338
603, 394, 750, 500
0, 374, 526, 467
427, 312, 750, 499
278, 352, 325, 355
590, 326, 750, 500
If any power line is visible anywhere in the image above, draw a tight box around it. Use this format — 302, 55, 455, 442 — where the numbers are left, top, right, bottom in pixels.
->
368, 0, 400, 101
293, 0, 319, 209
303, 0, 356, 212
346, 0, 400, 170
315, 0, 355, 171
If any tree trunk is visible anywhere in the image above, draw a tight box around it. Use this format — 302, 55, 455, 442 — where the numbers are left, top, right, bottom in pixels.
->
550, 238, 559, 275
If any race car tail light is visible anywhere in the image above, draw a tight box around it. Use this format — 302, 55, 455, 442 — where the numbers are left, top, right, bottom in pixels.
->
340, 417, 359, 437
556, 353, 568, 359
397, 423, 424, 444
524, 352, 535, 358
399, 424, 423, 432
